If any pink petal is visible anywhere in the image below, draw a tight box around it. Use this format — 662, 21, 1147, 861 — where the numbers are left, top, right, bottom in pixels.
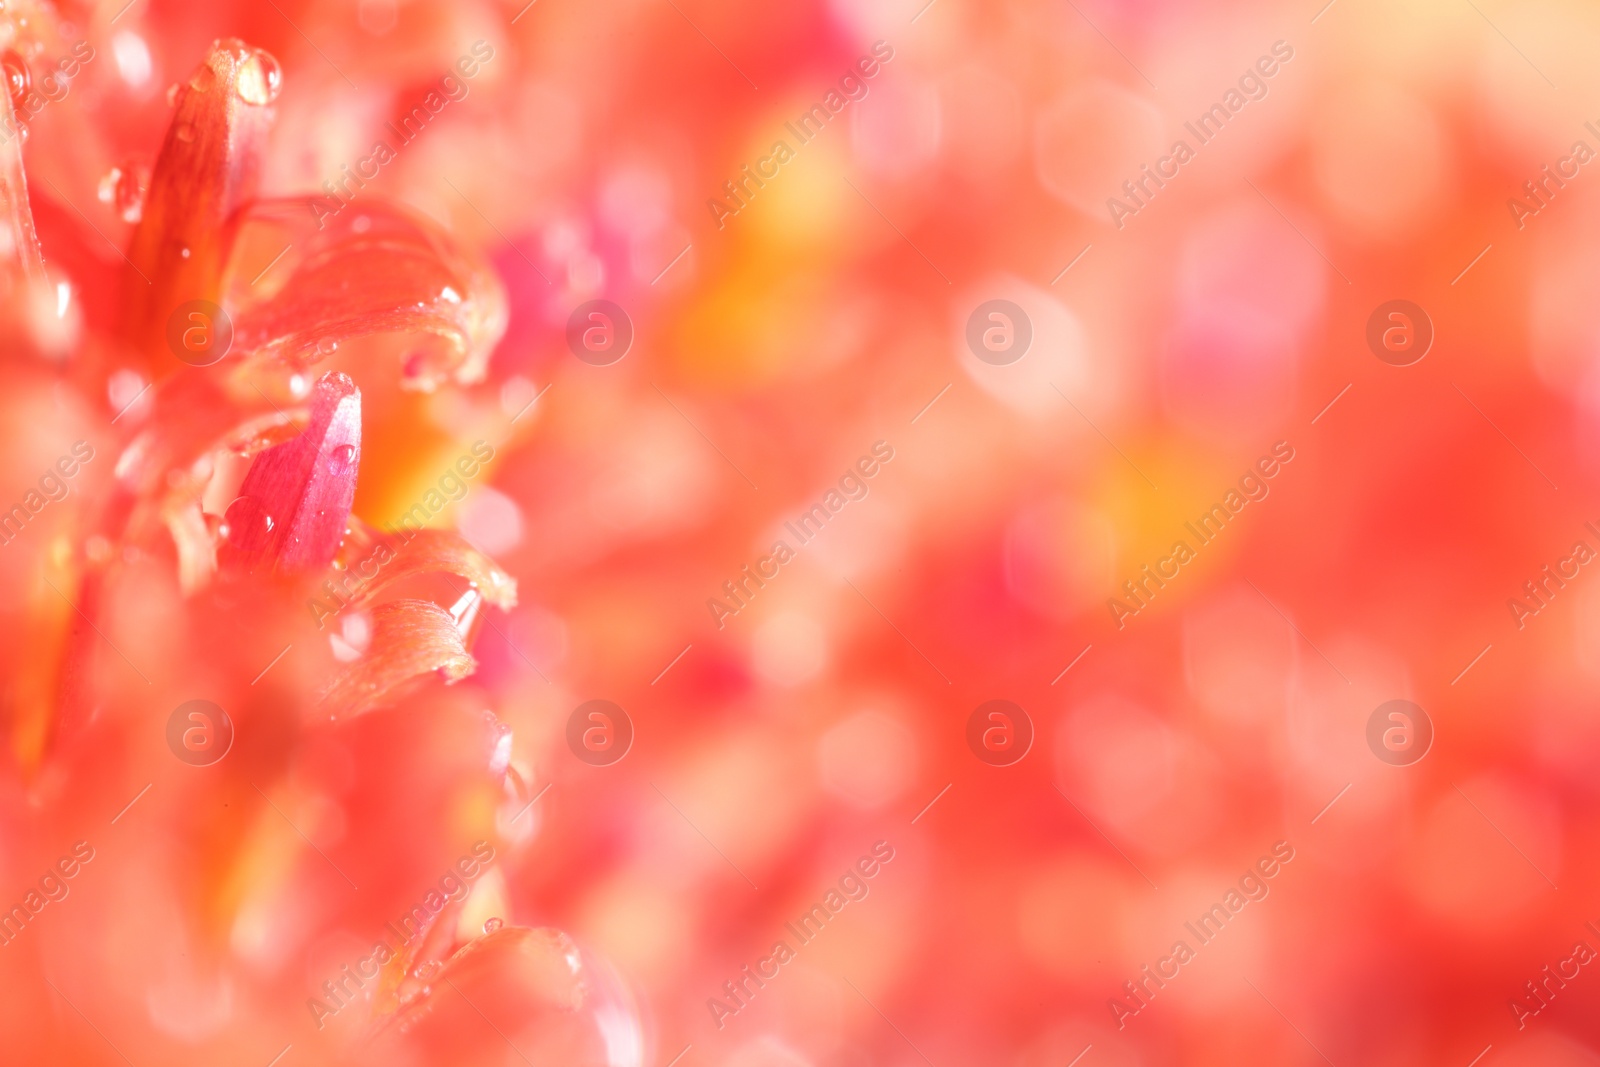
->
223, 370, 360, 573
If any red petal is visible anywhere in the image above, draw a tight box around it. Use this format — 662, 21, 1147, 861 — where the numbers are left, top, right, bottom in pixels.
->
223, 370, 360, 573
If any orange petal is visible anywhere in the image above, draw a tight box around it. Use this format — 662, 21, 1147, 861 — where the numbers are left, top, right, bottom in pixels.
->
222, 197, 507, 389
318, 599, 474, 719
122, 39, 277, 362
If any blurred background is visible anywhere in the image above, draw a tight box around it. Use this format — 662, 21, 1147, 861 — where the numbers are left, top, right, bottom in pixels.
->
4, 0, 1600, 1063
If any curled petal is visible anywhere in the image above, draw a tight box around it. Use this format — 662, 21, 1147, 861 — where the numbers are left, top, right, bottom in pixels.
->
335, 522, 517, 613
224, 198, 507, 389
123, 39, 275, 360
166, 501, 217, 594
319, 600, 474, 720
222, 371, 360, 573
363, 927, 636, 1065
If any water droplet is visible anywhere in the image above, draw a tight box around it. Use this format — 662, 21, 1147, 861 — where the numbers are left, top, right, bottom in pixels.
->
95, 168, 118, 205
223, 496, 274, 553
1, 50, 29, 111
174, 123, 195, 144
327, 443, 356, 476
97, 163, 149, 224
411, 961, 438, 980
235, 49, 282, 106
187, 61, 217, 93
483, 918, 504, 934
204, 513, 226, 541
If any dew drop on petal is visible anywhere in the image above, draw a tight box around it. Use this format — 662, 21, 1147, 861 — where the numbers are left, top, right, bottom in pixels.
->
1, 50, 29, 111
174, 123, 195, 143
97, 163, 149, 224
96, 166, 120, 206
411, 961, 438, 980
482, 917, 503, 934
327, 443, 356, 476
223, 496, 274, 552
235, 49, 282, 106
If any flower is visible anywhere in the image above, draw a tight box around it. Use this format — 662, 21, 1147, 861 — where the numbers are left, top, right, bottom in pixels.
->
0, 26, 635, 1066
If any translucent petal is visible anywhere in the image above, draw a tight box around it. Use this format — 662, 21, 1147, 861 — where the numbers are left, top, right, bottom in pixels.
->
363, 927, 644, 1067
223, 198, 507, 389
319, 599, 474, 719
334, 522, 517, 613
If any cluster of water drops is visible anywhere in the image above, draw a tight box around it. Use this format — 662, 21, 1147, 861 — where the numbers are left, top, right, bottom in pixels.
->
166, 44, 281, 145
